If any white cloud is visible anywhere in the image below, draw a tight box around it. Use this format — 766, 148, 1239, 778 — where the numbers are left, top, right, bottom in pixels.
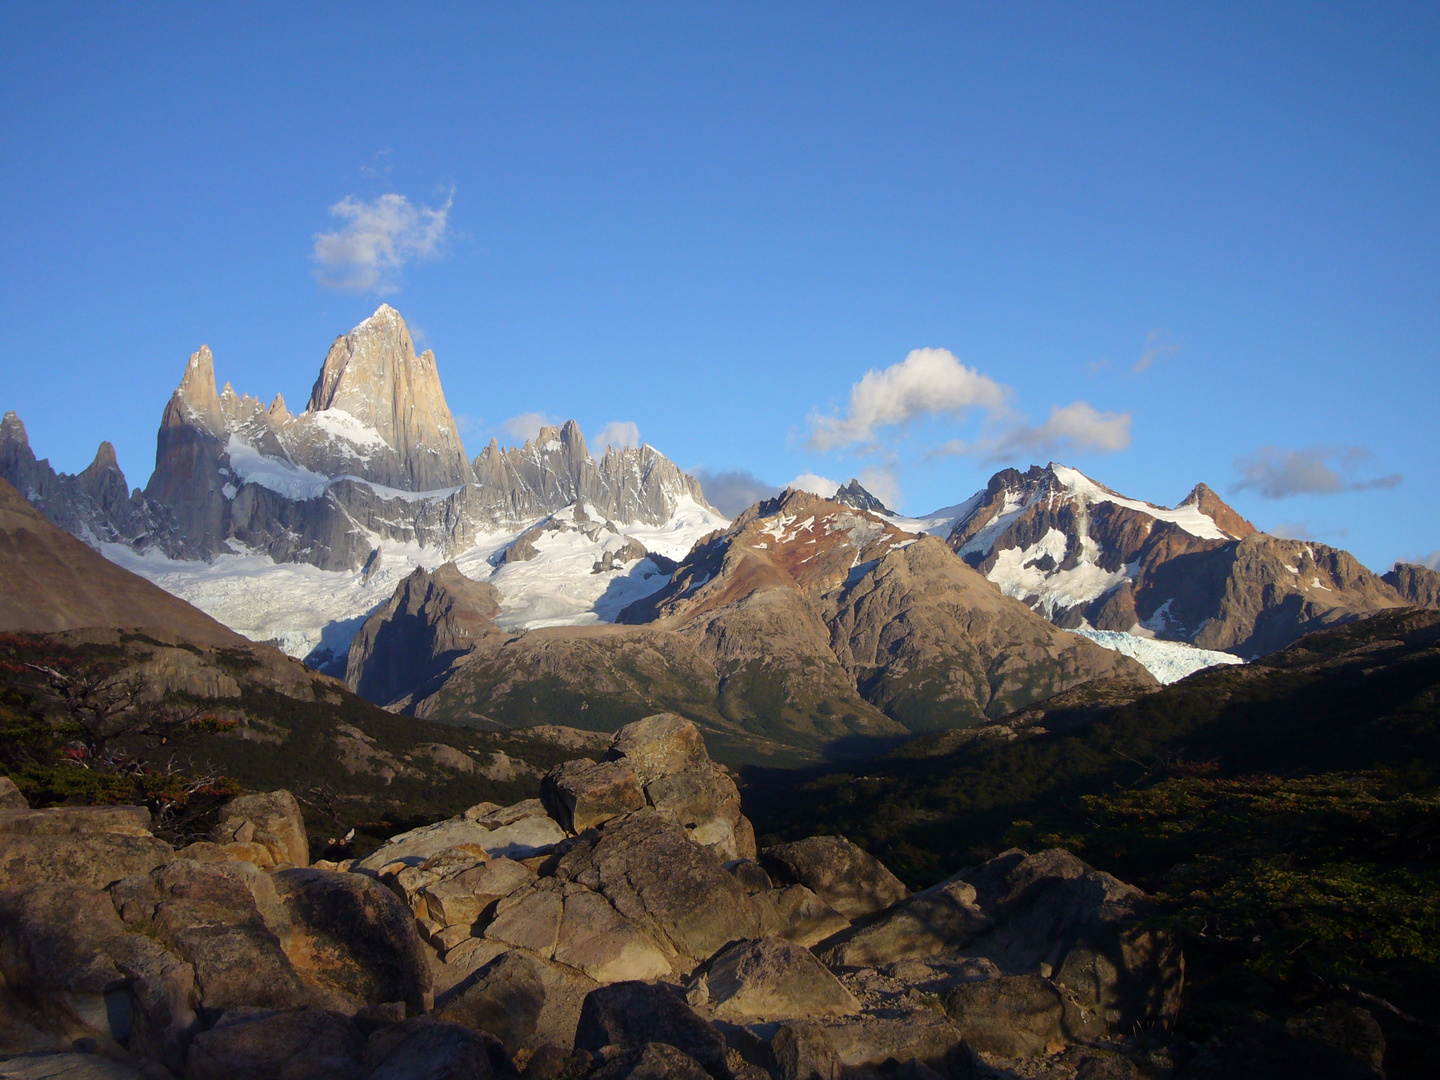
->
312, 189, 453, 293
593, 421, 641, 450
1418, 551, 1440, 571
787, 472, 842, 498
1132, 329, 1179, 374
807, 348, 1009, 451
925, 401, 1131, 463
502, 411, 560, 443
1269, 520, 1349, 541
1231, 445, 1402, 499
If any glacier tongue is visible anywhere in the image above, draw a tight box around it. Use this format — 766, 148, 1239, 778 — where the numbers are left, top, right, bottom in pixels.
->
1070, 627, 1243, 684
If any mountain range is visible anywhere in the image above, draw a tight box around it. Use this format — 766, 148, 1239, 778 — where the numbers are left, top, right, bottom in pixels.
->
4, 304, 1438, 761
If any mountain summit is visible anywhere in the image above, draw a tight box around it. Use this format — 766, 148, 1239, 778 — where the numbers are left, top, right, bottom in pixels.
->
300, 304, 474, 490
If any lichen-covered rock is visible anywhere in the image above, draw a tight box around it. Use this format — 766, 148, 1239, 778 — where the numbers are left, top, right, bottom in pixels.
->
555, 810, 759, 969
0, 884, 198, 1074
0, 831, 175, 891
955, 848, 1183, 1031
209, 790, 308, 869
0, 805, 151, 837
110, 859, 307, 1013
574, 981, 730, 1080
760, 836, 908, 921
541, 759, 646, 834
273, 867, 433, 1012
819, 877, 988, 967
753, 886, 850, 949
433, 950, 544, 1056
686, 937, 858, 1021
365, 1016, 510, 1080
182, 1006, 365, 1080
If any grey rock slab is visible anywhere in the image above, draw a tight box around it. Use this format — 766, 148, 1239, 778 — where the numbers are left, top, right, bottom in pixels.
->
589, 1043, 712, 1080
365, 1017, 507, 1080
433, 950, 544, 1056
759, 837, 908, 922
0, 806, 152, 837
604, 713, 710, 783
940, 973, 1068, 1059
752, 886, 850, 950
0, 776, 27, 811
182, 1006, 364, 1080
687, 938, 858, 1022
484, 881, 564, 958
551, 884, 672, 984
354, 814, 564, 875
819, 878, 989, 968
0, 832, 174, 891
417, 856, 537, 928
574, 981, 730, 1080
770, 1023, 843, 1080
955, 848, 1183, 1031
554, 810, 758, 968
0, 1054, 143, 1079
816, 1009, 968, 1075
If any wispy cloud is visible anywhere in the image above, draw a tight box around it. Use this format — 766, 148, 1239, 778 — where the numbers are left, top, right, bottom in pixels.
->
1230, 445, 1402, 499
807, 348, 1009, 451
1417, 551, 1440, 571
502, 411, 560, 443
1133, 328, 1179, 374
787, 472, 842, 498
312, 189, 453, 293
593, 421, 641, 450
692, 468, 782, 518
1269, 520, 1349, 541
925, 401, 1131, 463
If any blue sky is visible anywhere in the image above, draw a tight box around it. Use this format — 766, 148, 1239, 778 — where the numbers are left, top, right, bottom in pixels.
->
2, 3, 1436, 570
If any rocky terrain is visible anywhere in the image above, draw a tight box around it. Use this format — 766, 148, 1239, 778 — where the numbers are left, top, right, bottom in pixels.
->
345, 490, 1154, 762
935, 463, 1422, 657
0, 713, 1244, 1080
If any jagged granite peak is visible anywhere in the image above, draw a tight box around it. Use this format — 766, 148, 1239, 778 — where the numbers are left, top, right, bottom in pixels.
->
300, 303, 475, 490
165, 345, 227, 438
938, 462, 1407, 657
834, 478, 892, 515
0, 411, 152, 548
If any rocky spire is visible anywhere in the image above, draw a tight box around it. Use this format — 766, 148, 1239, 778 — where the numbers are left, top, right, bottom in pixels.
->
303, 304, 474, 490
161, 346, 226, 438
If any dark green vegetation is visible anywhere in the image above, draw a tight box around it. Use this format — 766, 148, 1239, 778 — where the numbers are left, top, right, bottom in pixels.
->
745, 608, 1440, 1079
0, 631, 551, 855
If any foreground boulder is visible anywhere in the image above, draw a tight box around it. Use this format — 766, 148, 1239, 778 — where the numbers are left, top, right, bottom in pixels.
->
542, 760, 647, 834
760, 836, 908, 921
955, 848, 1183, 1031
208, 790, 309, 869
603, 713, 756, 861
183, 1007, 364, 1080
273, 868, 433, 1012
574, 981, 730, 1080
686, 937, 859, 1022
554, 810, 759, 969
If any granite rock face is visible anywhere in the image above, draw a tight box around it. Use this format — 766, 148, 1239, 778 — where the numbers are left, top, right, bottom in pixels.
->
6, 306, 716, 571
